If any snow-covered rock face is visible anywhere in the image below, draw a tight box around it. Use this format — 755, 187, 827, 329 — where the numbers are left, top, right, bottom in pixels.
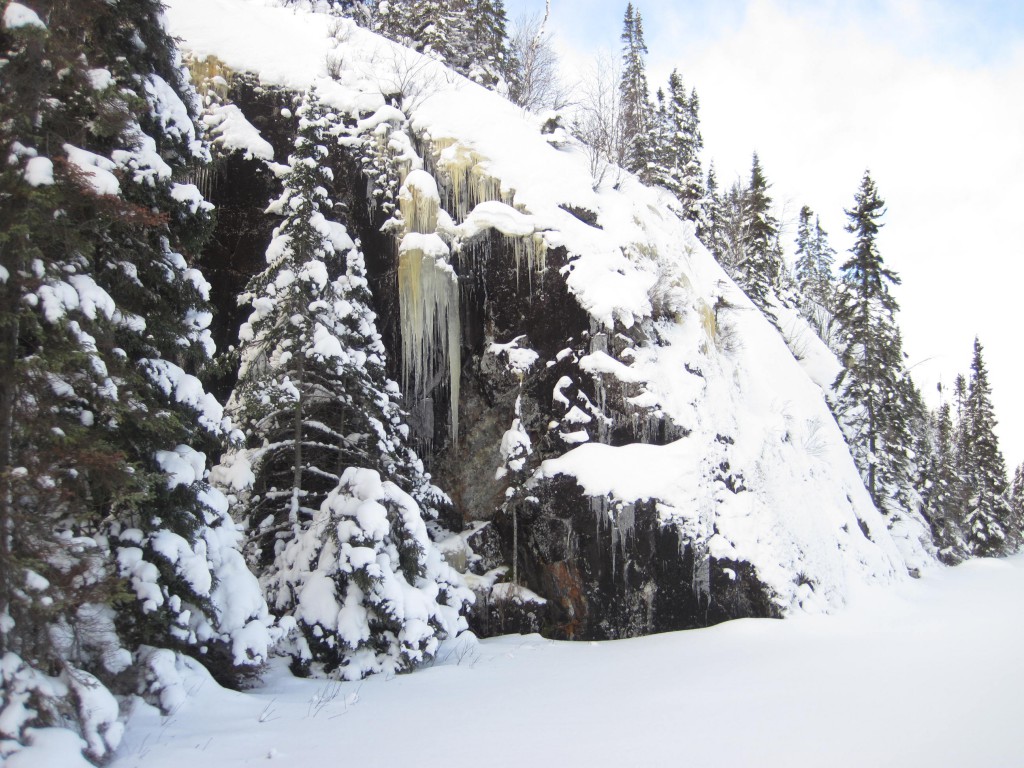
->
164, 0, 923, 639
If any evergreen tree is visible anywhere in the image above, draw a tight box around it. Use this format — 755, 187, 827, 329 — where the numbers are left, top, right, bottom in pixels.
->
719, 179, 748, 276
462, 0, 511, 89
1010, 462, 1024, 545
794, 206, 836, 309
919, 402, 968, 562
371, 0, 510, 92
735, 153, 782, 321
794, 206, 815, 291
960, 338, 1013, 556
618, 3, 653, 180
832, 172, 912, 514
650, 86, 670, 189
812, 216, 837, 298
703, 162, 729, 262
0, 0, 271, 758
226, 90, 468, 676
682, 87, 708, 237
952, 372, 970, 495
230, 90, 351, 569
651, 70, 706, 233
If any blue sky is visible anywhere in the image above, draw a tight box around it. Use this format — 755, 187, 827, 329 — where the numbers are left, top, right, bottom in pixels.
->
503, 0, 1024, 468
505, 0, 1024, 68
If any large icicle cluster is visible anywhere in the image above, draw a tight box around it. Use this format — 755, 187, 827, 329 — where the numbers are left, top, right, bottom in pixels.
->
397, 170, 461, 445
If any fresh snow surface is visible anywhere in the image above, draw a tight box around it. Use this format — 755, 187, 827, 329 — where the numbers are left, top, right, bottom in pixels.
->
2, 2, 45, 30
96, 555, 1024, 768
202, 103, 275, 161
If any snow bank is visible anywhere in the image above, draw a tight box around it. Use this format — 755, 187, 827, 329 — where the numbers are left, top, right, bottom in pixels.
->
109, 555, 1024, 768
203, 103, 275, 160
3, 3, 45, 30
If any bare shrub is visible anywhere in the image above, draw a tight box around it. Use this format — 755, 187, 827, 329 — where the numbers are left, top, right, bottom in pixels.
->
570, 50, 624, 190
508, 2, 571, 113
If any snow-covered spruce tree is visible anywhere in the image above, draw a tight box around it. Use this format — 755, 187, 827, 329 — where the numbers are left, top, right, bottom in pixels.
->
373, 0, 460, 66
793, 205, 838, 345
960, 338, 1014, 556
618, 3, 653, 181
226, 89, 468, 677
651, 70, 706, 234
273, 465, 468, 679
918, 402, 968, 562
717, 179, 748, 276
811, 217, 836, 303
892, 361, 930, 515
0, 0, 272, 759
793, 207, 816, 293
832, 172, 915, 516
229, 90, 351, 572
734, 153, 782, 322
462, 0, 512, 89
703, 162, 730, 265
353, 111, 405, 219
369, 0, 511, 92
1010, 462, 1024, 546
794, 205, 836, 309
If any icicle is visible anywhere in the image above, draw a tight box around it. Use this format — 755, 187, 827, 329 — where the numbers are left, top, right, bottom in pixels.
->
508, 233, 549, 294
399, 170, 439, 234
428, 138, 514, 223
607, 501, 636, 577
397, 170, 461, 447
397, 243, 460, 447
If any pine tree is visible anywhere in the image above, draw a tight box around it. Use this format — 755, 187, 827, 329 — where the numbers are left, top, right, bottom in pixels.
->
703, 163, 729, 263
812, 216, 837, 300
651, 70, 706, 233
961, 338, 1013, 556
832, 172, 912, 514
794, 206, 816, 293
734, 153, 782, 321
462, 0, 511, 89
226, 90, 468, 676
372, 0, 510, 92
230, 90, 350, 568
650, 86, 671, 189
1010, 462, 1024, 546
952, 372, 970, 497
719, 179, 748, 276
919, 402, 968, 562
272, 465, 467, 679
794, 206, 835, 307
618, 3, 653, 180
0, 0, 271, 758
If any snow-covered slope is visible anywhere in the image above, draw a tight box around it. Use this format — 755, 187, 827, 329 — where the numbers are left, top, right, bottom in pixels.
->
107, 554, 1024, 768
163, 0, 929, 622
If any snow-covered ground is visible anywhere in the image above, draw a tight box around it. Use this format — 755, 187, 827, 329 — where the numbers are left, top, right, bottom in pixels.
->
106, 556, 1024, 768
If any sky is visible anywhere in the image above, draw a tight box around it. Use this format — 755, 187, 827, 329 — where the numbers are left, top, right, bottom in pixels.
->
506, 0, 1024, 470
